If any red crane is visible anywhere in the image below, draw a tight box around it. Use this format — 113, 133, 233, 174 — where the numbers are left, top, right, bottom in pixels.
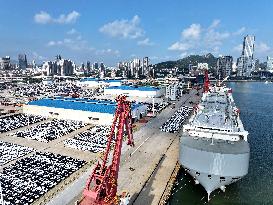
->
203, 69, 210, 93
78, 95, 134, 205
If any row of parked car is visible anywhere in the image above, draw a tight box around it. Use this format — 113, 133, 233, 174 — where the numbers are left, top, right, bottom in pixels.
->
160, 106, 193, 133
64, 125, 110, 153
0, 140, 34, 166
0, 114, 45, 133
0, 152, 85, 205
9, 119, 85, 143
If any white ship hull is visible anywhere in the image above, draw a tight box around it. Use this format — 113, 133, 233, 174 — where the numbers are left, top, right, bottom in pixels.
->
182, 166, 241, 200
179, 85, 250, 200
179, 135, 250, 200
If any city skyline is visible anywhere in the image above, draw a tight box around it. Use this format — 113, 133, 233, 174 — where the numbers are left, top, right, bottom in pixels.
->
1, 0, 273, 66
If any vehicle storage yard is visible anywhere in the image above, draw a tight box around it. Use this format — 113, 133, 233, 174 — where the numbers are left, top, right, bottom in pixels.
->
44, 89, 201, 205
0, 87, 201, 205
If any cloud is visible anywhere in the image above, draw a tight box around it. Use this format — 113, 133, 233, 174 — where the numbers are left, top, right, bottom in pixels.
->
233, 42, 271, 58
256, 42, 271, 53
47, 30, 119, 58
233, 44, 243, 52
55, 11, 80, 24
208, 19, 221, 30
168, 42, 191, 51
168, 19, 244, 56
204, 19, 230, 47
130, 54, 137, 58
47, 40, 62, 46
233, 27, 246, 35
47, 28, 94, 51
46, 38, 93, 51
67, 28, 78, 35
32, 52, 47, 61
182, 23, 201, 39
34, 11, 52, 24
179, 52, 188, 58
204, 29, 230, 47
149, 56, 159, 60
96, 49, 120, 56
34, 11, 80, 24
99, 15, 144, 39
137, 38, 155, 46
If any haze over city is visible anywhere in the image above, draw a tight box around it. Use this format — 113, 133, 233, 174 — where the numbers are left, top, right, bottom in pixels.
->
1, 1, 273, 205
1, 0, 273, 65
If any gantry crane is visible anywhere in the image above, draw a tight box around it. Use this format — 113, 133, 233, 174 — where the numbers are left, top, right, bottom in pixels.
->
78, 95, 134, 205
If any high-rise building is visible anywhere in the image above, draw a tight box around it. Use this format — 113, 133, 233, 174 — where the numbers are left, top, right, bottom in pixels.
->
86, 61, 91, 73
166, 84, 178, 101
99, 62, 105, 79
100, 62, 105, 72
92, 62, 99, 70
197, 63, 208, 70
142, 57, 149, 75
18, 54, 27, 69
0, 56, 11, 70
81, 63, 85, 71
236, 57, 243, 76
188, 64, 194, 73
237, 35, 255, 77
43, 55, 74, 76
266, 56, 273, 71
111, 69, 116, 78
118, 57, 151, 79
133, 58, 141, 78
232, 62, 237, 73
216, 56, 233, 79
254, 59, 259, 70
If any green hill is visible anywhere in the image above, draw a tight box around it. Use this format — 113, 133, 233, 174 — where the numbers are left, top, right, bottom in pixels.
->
154, 53, 217, 71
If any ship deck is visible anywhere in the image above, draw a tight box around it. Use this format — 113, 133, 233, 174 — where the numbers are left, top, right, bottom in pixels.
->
191, 91, 239, 132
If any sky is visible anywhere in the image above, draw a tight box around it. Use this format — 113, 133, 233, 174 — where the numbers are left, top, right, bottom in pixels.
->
0, 0, 273, 66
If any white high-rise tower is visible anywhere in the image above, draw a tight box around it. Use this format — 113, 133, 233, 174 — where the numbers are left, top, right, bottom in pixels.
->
237, 35, 255, 77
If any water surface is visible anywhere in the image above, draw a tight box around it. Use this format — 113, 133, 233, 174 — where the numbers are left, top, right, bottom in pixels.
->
169, 82, 273, 205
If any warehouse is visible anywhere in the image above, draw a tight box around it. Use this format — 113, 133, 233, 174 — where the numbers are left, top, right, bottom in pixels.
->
104, 85, 164, 98
77, 78, 122, 88
23, 97, 147, 125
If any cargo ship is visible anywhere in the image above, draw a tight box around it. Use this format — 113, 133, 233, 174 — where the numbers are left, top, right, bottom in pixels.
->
179, 72, 250, 201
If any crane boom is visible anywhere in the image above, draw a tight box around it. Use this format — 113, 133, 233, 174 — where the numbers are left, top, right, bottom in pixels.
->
79, 95, 134, 205
203, 69, 210, 93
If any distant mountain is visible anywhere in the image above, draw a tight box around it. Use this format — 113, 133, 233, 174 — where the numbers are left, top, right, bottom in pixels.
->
154, 53, 217, 71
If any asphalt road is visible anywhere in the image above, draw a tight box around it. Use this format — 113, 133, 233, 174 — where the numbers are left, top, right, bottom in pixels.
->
45, 90, 199, 205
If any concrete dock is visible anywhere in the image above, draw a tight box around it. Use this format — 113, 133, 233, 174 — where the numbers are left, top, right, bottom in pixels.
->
43, 89, 201, 205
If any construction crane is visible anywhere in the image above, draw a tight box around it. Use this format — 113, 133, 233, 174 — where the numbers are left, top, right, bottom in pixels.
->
78, 95, 134, 205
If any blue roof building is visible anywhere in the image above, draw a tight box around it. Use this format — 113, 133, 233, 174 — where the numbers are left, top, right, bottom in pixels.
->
78, 78, 122, 87
28, 97, 141, 114
104, 85, 163, 98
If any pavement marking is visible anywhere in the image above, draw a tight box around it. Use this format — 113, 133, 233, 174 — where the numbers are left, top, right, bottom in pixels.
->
130, 136, 151, 157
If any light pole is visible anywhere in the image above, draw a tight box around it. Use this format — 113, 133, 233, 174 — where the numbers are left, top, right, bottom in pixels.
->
152, 97, 155, 117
